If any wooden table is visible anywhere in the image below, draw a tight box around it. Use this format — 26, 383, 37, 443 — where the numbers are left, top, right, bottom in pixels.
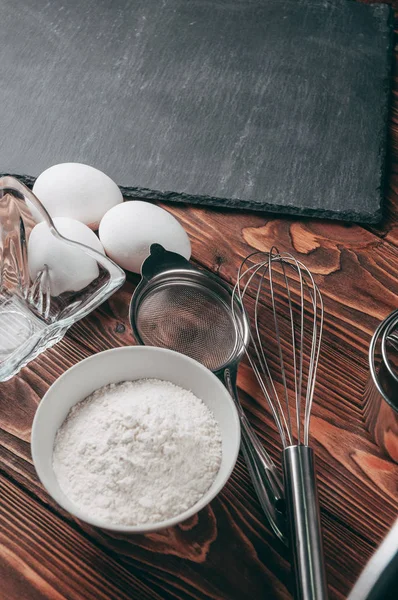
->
1, 19, 398, 600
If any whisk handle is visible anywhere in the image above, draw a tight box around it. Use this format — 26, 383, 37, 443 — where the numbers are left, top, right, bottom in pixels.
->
240, 416, 287, 543
223, 367, 287, 544
283, 445, 328, 600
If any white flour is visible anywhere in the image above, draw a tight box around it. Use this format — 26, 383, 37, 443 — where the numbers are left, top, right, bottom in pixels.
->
53, 379, 222, 526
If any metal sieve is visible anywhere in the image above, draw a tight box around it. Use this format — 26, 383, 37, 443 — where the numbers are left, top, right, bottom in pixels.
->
130, 244, 287, 542
133, 278, 238, 372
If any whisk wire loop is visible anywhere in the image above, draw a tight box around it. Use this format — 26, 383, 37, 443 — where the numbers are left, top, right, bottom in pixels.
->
269, 247, 297, 447
234, 255, 292, 446
232, 248, 324, 448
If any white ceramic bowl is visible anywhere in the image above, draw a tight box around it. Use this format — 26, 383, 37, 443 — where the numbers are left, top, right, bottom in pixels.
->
31, 346, 241, 533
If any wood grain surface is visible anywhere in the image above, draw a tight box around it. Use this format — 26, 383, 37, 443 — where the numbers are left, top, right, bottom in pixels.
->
1, 3, 398, 600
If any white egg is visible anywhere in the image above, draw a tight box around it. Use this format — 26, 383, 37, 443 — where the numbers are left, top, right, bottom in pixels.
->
99, 201, 191, 272
28, 217, 105, 296
32, 163, 123, 229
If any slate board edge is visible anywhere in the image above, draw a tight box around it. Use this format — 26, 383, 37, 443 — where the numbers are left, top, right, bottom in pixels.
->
3, 172, 383, 225
376, 2, 395, 227
121, 185, 384, 224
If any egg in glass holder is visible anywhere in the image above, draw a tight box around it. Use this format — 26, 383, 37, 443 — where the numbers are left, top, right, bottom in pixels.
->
0, 176, 125, 381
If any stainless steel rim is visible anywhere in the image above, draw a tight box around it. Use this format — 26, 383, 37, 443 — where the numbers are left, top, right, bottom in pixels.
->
369, 309, 398, 411
130, 267, 250, 373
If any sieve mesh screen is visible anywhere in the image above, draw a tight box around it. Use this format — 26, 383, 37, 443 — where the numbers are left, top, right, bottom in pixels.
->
135, 283, 238, 371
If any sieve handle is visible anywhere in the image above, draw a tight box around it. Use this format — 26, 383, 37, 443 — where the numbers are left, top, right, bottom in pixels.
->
141, 244, 194, 280
223, 367, 287, 544
283, 445, 328, 600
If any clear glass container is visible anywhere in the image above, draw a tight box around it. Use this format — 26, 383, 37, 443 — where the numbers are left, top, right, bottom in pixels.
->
0, 176, 126, 381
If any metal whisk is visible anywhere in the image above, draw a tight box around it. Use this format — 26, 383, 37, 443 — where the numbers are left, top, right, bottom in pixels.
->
232, 247, 328, 600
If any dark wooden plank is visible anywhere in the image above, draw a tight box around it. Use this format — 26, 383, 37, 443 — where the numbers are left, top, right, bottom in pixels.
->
2, 203, 398, 599
0, 473, 163, 600
0, 262, 397, 598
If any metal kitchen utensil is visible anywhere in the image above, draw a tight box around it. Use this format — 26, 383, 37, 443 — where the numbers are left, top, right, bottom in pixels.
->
364, 309, 398, 463
232, 248, 328, 600
130, 243, 287, 543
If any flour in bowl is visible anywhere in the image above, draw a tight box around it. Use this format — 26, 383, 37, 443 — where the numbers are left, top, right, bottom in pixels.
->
52, 379, 222, 526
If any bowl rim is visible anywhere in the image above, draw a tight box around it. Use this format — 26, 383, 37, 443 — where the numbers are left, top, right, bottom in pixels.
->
31, 345, 241, 533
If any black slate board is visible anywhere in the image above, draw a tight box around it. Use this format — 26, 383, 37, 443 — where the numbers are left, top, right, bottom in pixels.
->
0, 0, 393, 222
